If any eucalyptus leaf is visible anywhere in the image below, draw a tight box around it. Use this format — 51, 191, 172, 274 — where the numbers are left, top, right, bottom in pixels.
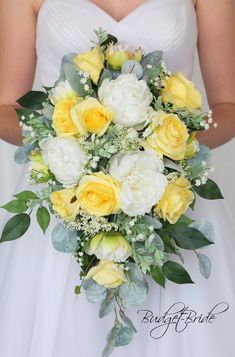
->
141, 50, 163, 69
119, 263, 148, 305
99, 291, 116, 318
36, 206, 50, 234
83, 279, 107, 303
188, 145, 211, 167
119, 310, 137, 333
1, 200, 28, 213
0, 214, 30, 242
102, 325, 119, 357
51, 223, 77, 253
114, 325, 133, 347
98, 68, 112, 87
162, 261, 194, 284
42, 104, 54, 120
60, 52, 76, 76
175, 250, 185, 264
142, 215, 162, 229
64, 63, 91, 97
14, 143, 36, 164
198, 253, 212, 279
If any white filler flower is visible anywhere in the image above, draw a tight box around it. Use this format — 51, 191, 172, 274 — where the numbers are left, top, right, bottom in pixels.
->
41, 137, 86, 187
98, 74, 153, 128
109, 151, 168, 216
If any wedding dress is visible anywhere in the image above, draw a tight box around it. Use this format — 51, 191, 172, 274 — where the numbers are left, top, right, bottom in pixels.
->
0, 0, 235, 356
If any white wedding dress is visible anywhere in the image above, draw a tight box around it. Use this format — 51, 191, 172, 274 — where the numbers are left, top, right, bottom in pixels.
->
0, 0, 235, 356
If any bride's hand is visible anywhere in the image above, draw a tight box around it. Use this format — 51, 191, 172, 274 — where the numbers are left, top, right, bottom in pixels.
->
196, 0, 235, 148
0, 0, 40, 146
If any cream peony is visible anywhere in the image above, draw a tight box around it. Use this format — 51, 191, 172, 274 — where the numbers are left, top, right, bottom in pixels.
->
49, 80, 77, 105
98, 74, 153, 128
87, 231, 132, 262
41, 137, 86, 187
109, 151, 168, 216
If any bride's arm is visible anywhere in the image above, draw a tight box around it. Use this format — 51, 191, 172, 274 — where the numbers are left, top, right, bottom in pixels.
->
196, 0, 235, 149
0, 0, 40, 146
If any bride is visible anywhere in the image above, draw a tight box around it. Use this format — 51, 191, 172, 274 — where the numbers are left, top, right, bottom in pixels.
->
0, 0, 235, 356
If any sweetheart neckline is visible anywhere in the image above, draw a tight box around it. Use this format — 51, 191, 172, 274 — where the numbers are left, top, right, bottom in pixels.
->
83, 0, 153, 24
38, 0, 196, 27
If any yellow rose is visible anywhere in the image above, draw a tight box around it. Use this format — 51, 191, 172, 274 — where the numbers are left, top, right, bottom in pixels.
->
76, 172, 121, 216
50, 188, 79, 221
155, 177, 195, 224
87, 231, 132, 262
85, 260, 127, 288
73, 47, 104, 85
71, 97, 112, 136
52, 98, 81, 136
161, 72, 202, 111
144, 110, 189, 160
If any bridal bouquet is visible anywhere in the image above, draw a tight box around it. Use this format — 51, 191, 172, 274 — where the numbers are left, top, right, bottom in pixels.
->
1, 28, 223, 356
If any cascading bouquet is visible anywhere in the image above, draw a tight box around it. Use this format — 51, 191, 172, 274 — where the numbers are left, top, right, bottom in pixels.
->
1, 28, 223, 356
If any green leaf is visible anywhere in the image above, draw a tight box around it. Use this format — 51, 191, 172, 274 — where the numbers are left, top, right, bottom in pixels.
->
158, 230, 176, 253
1, 200, 28, 213
162, 261, 194, 284
36, 206, 50, 234
150, 265, 166, 288
17, 90, 47, 110
194, 179, 223, 200
51, 223, 77, 252
168, 226, 214, 250
119, 311, 137, 333
198, 253, 211, 279
14, 190, 38, 201
99, 290, 116, 318
175, 215, 195, 226
189, 220, 215, 242
0, 214, 30, 242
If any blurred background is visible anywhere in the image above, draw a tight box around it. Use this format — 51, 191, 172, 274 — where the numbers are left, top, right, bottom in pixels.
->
0, 55, 235, 219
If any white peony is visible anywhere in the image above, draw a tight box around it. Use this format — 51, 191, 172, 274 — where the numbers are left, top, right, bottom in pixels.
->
49, 80, 77, 105
40, 137, 86, 187
98, 74, 153, 128
109, 151, 168, 216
